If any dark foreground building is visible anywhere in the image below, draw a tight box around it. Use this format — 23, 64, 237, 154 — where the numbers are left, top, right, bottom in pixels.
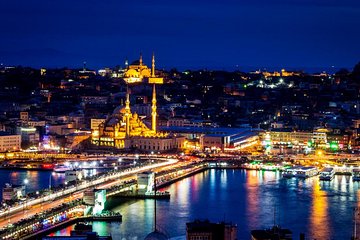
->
186, 220, 237, 240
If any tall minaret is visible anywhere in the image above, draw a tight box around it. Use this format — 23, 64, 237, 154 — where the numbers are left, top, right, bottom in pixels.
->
125, 88, 131, 137
151, 52, 155, 78
139, 52, 143, 66
151, 84, 157, 133
125, 57, 129, 68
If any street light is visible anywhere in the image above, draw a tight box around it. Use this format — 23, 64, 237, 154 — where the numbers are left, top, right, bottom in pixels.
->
23, 179, 29, 194
23, 179, 29, 217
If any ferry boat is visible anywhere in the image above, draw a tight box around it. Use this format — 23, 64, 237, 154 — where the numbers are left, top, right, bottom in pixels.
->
319, 167, 335, 181
53, 164, 72, 173
282, 167, 300, 178
352, 168, 360, 181
295, 167, 318, 178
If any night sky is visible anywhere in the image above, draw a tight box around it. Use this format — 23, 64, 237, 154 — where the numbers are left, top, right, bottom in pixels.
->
1, 0, 360, 71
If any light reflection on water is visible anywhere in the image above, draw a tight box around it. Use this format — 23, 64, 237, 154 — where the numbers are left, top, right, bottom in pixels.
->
0, 169, 105, 201
48, 169, 359, 239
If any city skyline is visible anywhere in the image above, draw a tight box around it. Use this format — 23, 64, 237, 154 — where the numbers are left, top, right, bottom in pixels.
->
1, 0, 360, 71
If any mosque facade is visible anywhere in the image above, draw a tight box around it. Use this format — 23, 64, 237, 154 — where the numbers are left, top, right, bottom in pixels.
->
91, 85, 184, 151
124, 53, 164, 84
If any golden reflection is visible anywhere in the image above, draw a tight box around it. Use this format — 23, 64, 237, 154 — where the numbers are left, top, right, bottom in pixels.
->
309, 179, 329, 239
246, 170, 260, 226
175, 177, 191, 205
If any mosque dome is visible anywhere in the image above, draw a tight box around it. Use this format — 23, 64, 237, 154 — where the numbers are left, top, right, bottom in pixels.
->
144, 230, 168, 240
131, 60, 141, 66
112, 106, 127, 115
133, 112, 138, 119
120, 107, 127, 114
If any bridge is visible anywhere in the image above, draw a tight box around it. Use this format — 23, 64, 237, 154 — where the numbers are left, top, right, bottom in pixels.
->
0, 160, 208, 240
0, 157, 178, 229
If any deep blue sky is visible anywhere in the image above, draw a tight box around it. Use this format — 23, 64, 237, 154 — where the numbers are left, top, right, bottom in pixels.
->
1, 0, 360, 71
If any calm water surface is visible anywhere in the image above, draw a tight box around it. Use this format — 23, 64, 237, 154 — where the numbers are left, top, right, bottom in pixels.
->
0, 169, 100, 201
48, 169, 360, 240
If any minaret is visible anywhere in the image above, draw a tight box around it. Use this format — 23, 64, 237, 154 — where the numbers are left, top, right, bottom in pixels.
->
151, 84, 157, 133
125, 88, 131, 137
151, 52, 155, 78
125, 58, 129, 68
139, 52, 143, 66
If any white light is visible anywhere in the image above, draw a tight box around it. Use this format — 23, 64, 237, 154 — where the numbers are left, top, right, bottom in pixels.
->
24, 179, 29, 185
118, 158, 122, 162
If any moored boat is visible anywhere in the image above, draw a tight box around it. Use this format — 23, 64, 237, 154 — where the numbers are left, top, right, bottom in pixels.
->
295, 166, 318, 178
319, 167, 335, 181
352, 168, 360, 181
282, 166, 300, 178
53, 164, 72, 173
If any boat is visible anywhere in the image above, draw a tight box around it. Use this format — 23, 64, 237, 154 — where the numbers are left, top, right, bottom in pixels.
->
352, 168, 360, 181
251, 225, 292, 240
295, 166, 318, 178
53, 164, 71, 173
71, 222, 93, 236
319, 167, 335, 181
282, 167, 300, 178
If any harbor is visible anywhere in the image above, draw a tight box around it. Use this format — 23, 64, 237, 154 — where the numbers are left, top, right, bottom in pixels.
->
1, 157, 360, 239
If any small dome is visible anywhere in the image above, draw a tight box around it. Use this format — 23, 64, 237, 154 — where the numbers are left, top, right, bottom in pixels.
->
112, 106, 126, 115
120, 107, 127, 114
133, 112, 138, 119
144, 230, 168, 240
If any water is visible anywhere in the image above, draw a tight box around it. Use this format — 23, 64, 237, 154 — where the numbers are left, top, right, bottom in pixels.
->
47, 169, 359, 240
0, 169, 100, 201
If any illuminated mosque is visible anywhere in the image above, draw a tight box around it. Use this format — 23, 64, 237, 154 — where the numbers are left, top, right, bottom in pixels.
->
124, 53, 164, 84
92, 84, 184, 151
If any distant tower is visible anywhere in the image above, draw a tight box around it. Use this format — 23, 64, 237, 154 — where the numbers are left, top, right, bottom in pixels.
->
125, 87, 131, 137
83, 61, 86, 71
151, 84, 157, 133
151, 52, 156, 78
125, 58, 129, 68
139, 52, 143, 66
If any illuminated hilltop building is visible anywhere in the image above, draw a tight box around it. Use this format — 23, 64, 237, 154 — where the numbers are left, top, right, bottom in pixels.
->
92, 85, 184, 151
124, 53, 164, 84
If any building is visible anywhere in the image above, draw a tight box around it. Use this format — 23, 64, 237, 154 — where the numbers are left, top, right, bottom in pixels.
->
83, 189, 106, 215
159, 126, 258, 152
0, 132, 21, 152
137, 171, 154, 194
92, 85, 183, 151
2, 183, 25, 202
268, 129, 326, 146
186, 220, 237, 240
124, 53, 163, 84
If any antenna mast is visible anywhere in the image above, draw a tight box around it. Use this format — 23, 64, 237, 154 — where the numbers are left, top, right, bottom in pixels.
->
154, 171, 157, 231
